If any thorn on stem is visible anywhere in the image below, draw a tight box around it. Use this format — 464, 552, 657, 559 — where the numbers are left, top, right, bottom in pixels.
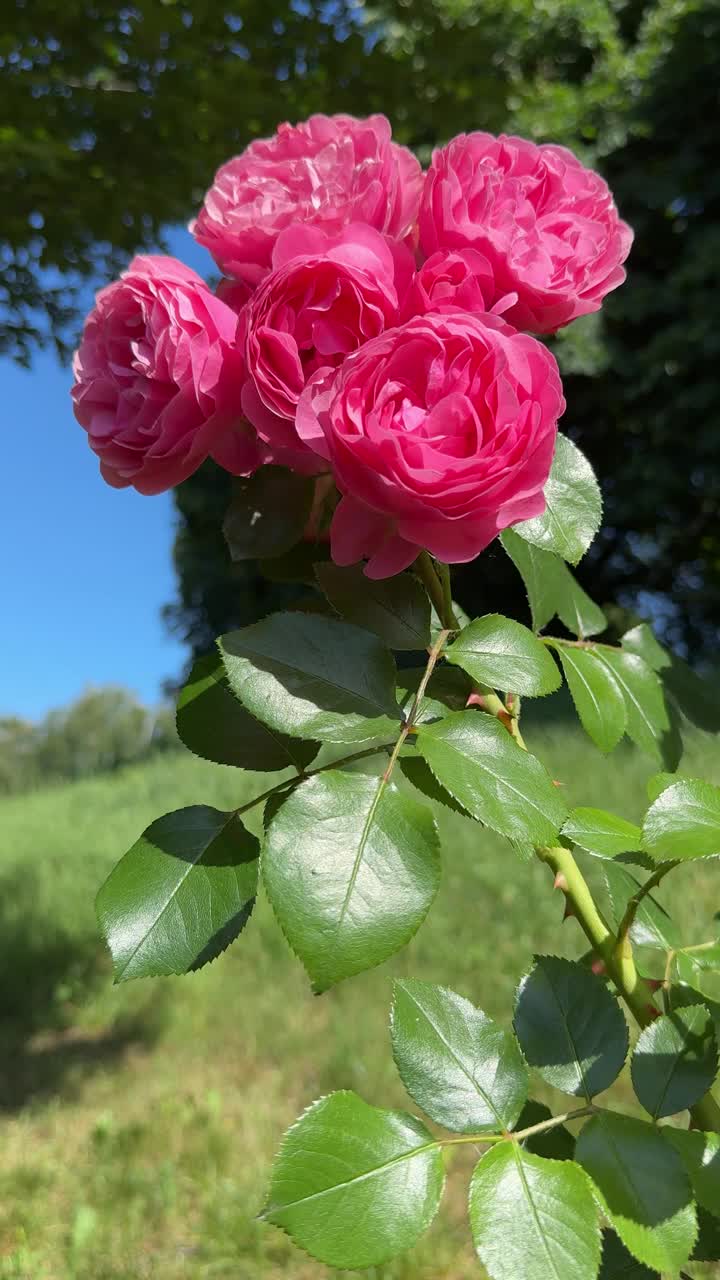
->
553, 873, 569, 892
465, 691, 485, 710
562, 900, 576, 921
591, 958, 606, 976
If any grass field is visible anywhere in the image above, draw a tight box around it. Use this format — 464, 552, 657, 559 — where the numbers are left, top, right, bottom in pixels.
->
1, 710, 719, 1279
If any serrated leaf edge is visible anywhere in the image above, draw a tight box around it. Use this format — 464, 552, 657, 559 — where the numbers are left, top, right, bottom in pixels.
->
260, 773, 441, 994
513, 954, 630, 1100
389, 978, 528, 1134
468, 1143, 602, 1280
260, 1091, 446, 1268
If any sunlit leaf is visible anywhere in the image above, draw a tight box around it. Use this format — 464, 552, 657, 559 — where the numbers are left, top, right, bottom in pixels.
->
262, 1092, 444, 1269
391, 979, 528, 1133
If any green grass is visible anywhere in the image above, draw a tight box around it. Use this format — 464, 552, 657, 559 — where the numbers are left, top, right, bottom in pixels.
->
0, 714, 719, 1279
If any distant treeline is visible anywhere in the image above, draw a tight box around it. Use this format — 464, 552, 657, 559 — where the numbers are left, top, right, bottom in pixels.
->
0, 687, 177, 795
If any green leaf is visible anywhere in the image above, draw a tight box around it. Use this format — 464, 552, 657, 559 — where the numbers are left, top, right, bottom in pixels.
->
694, 1206, 720, 1262
396, 664, 471, 727
647, 772, 676, 803
501, 529, 607, 637
469, 1143, 601, 1280
96, 807, 259, 981
631, 1006, 718, 1118
677, 941, 720, 971
416, 712, 568, 845
430, 598, 470, 642
675, 951, 716, 996
642, 778, 720, 861
262, 771, 440, 992
444, 614, 561, 696
176, 652, 318, 772
623, 623, 720, 734
399, 752, 471, 816
262, 1091, 444, 1269
670, 984, 720, 1038
220, 612, 401, 744
516, 1101, 576, 1161
592, 650, 675, 766
513, 434, 603, 565
664, 655, 720, 734
514, 955, 629, 1099
562, 808, 642, 859
551, 644, 627, 753
501, 529, 559, 631
621, 623, 670, 673
598, 1231, 657, 1279
222, 466, 314, 561
555, 569, 609, 641
390, 979, 528, 1134
575, 1112, 697, 1274
604, 859, 680, 950
664, 1128, 720, 1216
315, 563, 432, 650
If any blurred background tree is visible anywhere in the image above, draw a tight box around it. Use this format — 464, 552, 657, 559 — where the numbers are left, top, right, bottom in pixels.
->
3, 0, 718, 662
0, 687, 176, 793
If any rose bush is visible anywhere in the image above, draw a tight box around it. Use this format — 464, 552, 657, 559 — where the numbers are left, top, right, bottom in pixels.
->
240, 224, 412, 470
72, 111, 720, 1280
192, 112, 423, 285
71, 255, 247, 493
419, 132, 633, 333
296, 311, 564, 577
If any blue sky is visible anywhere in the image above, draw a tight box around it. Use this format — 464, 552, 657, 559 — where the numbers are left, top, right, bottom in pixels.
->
1, 228, 215, 720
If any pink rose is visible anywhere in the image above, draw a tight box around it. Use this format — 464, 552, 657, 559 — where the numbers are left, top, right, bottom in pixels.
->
241, 224, 412, 469
72, 255, 254, 493
419, 133, 633, 333
191, 113, 423, 285
404, 247, 517, 320
297, 311, 565, 578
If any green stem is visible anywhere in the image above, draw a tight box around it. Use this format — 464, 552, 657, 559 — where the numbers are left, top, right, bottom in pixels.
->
440, 1104, 596, 1149
234, 743, 394, 818
435, 560, 461, 631
415, 551, 450, 626
536, 844, 720, 1133
427, 556, 530, 747
235, 612, 452, 825
616, 861, 679, 952
542, 636, 619, 652
382, 627, 449, 782
536, 844, 629, 990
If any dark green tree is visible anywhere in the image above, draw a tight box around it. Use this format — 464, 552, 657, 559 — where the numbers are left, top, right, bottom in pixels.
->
3, 0, 719, 655
565, 0, 720, 654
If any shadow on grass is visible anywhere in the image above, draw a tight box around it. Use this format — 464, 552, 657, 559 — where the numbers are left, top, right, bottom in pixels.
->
0, 866, 164, 1111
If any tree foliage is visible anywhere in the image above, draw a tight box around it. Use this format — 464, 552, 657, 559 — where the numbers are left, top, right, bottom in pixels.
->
0, 686, 174, 793
3, 0, 720, 650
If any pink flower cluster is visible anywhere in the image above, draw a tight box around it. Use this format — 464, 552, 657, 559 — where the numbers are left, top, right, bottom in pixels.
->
72, 115, 632, 576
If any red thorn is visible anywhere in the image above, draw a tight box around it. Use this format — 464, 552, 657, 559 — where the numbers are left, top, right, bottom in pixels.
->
645, 977, 664, 993
591, 958, 606, 976
644, 1003, 662, 1020
466, 692, 485, 709
554, 873, 569, 892
563, 901, 576, 921
552, 779, 565, 788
